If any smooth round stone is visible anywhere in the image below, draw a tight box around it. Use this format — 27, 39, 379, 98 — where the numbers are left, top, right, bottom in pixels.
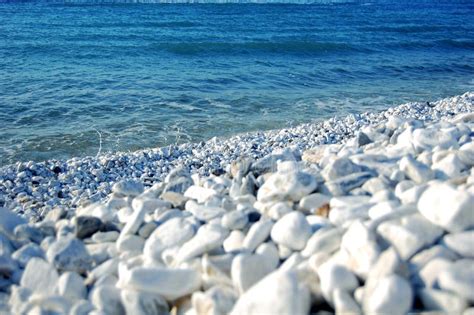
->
184, 186, 218, 204
192, 285, 237, 315
91, 285, 125, 315
119, 267, 201, 301
438, 264, 474, 302
92, 231, 120, 243
221, 210, 249, 230
302, 227, 342, 258
46, 238, 93, 274
138, 221, 158, 239
255, 242, 280, 270
299, 193, 331, 213
399, 155, 434, 184
318, 262, 359, 304
341, 221, 380, 277
223, 230, 245, 253
144, 217, 195, 262
442, 231, 474, 258
189, 204, 227, 222
419, 288, 468, 314
0, 207, 27, 238
12, 243, 44, 268
257, 170, 318, 202
271, 212, 312, 251
413, 128, 457, 151
231, 252, 278, 294
121, 289, 169, 315
363, 274, 413, 315
112, 180, 144, 197
267, 202, 293, 220
368, 201, 400, 219
56, 271, 87, 302
418, 183, 474, 232
333, 289, 362, 314
70, 300, 94, 315
433, 153, 465, 179
230, 271, 310, 315
20, 258, 58, 296
116, 235, 145, 254
376, 214, 443, 260
242, 218, 274, 252
176, 224, 229, 263
416, 258, 453, 288
75, 216, 103, 239
322, 157, 363, 181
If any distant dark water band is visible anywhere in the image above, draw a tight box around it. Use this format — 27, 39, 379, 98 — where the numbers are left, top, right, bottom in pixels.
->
3, 40, 474, 58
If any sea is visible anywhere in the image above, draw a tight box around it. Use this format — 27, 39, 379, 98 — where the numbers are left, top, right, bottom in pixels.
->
1, 0, 473, 165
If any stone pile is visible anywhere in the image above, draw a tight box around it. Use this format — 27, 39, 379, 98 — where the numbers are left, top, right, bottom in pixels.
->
0, 110, 473, 314
1, 92, 473, 222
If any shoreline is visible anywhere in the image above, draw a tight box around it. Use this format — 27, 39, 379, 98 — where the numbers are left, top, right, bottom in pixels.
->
0, 91, 473, 313
0, 92, 473, 221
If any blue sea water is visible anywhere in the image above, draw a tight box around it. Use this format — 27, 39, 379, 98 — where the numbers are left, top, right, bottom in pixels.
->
0, 0, 473, 165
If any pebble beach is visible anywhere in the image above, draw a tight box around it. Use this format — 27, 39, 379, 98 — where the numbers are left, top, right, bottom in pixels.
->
1, 92, 474, 314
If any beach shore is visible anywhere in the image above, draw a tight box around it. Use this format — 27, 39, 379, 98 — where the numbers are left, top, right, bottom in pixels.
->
0, 92, 473, 313
1, 92, 473, 221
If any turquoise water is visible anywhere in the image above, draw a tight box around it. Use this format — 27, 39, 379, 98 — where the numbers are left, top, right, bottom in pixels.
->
0, 1, 473, 165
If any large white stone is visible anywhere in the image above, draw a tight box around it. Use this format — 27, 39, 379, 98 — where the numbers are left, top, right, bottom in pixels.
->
418, 183, 474, 232
322, 158, 364, 181
255, 242, 280, 270
90, 285, 125, 315
409, 245, 459, 273
0, 207, 26, 238
302, 227, 342, 258
187, 204, 227, 222
192, 285, 237, 315
419, 288, 468, 314
299, 193, 331, 213
176, 224, 229, 263
412, 127, 457, 151
46, 238, 92, 274
399, 155, 433, 184
442, 230, 474, 258
223, 230, 245, 253
56, 272, 86, 302
112, 180, 144, 197
116, 234, 145, 254
257, 170, 317, 202
341, 221, 380, 278
270, 212, 312, 251
318, 262, 359, 304
120, 289, 169, 315
119, 267, 201, 301
377, 214, 443, 260
231, 271, 310, 315
416, 258, 452, 288
221, 210, 248, 230
144, 218, 195, 262
363, 274, 413, 315
433, 153, 466, 179
20, 258, 58, 296
184, 186, 218, 203
242, 218, 273, 252
231, 252, 277, 294
438, 263, 474, 302
329, 204, 371, 226
333, 289, 362, 315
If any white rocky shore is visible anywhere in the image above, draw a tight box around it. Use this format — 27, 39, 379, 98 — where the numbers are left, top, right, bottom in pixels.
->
1, 92, 473, 222
0, 93, 473, 314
